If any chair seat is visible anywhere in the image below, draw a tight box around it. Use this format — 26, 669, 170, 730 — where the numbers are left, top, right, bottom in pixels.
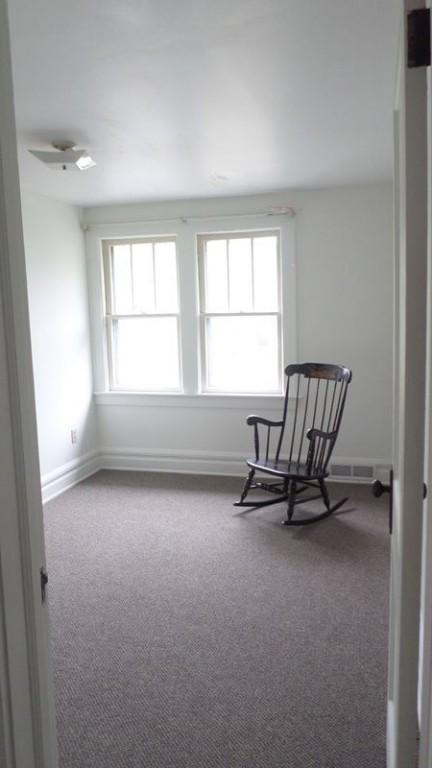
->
246, 457, 329, 480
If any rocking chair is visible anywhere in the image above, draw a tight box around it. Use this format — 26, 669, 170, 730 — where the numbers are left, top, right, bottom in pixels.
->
234, 362, 352, 525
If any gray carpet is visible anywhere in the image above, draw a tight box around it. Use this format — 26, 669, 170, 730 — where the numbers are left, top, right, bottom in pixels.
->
44, 471, 389, 768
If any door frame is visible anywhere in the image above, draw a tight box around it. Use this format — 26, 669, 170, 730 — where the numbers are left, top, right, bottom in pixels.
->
1, 2, 431, 768
388, 2, 429, 765
418, 4, 432, 764
0, 0, 58, 766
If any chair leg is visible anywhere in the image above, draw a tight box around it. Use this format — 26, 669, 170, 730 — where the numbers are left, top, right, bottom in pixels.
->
239, 468, 255, 504
319, 479, 331, 511
282, 478, 349, 525
320, 478, 349, 515
286, 480, 297, 521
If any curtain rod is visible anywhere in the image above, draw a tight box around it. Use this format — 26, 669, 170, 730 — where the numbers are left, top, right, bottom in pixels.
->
83, 208, 296, 231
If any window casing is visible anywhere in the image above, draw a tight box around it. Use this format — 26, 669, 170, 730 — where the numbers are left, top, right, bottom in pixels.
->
96, 219, 293, 401
198, 231, 283, 394
103, 237, 181, 392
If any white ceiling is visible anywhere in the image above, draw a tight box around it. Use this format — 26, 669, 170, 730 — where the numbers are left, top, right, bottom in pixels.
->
8, 0, 398, 207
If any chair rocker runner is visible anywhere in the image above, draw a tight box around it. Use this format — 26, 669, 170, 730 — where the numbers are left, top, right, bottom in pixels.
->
234, 363, 352, 525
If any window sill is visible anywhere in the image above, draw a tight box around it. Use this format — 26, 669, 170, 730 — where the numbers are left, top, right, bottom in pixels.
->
94, 391, 287, 410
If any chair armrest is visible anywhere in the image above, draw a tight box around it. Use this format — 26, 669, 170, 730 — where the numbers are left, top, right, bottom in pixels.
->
246, 415, 284, 427
306, 428, 338, 473
306, 428, 338, 442
246, 416, 284, 462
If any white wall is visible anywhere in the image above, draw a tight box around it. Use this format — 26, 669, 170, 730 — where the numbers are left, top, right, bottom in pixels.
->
21, 192, 99, 499
296, 184, 393, 463
84, 182, 393, 478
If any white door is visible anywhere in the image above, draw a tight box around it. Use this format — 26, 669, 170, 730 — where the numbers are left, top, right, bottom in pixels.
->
386, 2, 429, 766
0, 0, 58, 766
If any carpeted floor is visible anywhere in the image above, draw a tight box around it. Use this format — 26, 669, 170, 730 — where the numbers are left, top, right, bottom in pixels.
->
44, 471, 389, 768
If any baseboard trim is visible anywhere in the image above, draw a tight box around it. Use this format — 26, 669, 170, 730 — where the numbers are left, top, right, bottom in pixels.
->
99, 447, 246, 478
99, 447, 390, 484
41, 448, 391, 501
41, 450, 101, 503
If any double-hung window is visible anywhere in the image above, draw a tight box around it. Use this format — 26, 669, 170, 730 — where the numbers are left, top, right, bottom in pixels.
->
103, 237, 180, 391
198, 231, 282, 393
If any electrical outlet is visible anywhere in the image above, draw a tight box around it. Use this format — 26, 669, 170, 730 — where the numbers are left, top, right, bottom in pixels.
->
70, 429, 77, 444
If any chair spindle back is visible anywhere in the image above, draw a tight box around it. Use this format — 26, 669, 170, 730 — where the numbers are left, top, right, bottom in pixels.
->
275, 363, 352, 473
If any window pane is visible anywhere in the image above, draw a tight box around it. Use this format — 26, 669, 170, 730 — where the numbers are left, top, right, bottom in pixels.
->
154, 241, 178, 312
204, 239, 228, 312
113, 317, 180, 390
131, 243, 154, 313
253, 236, 279, 311
112, 245, 132, 313
206, 315, 280, 392
228, 238, 252, 312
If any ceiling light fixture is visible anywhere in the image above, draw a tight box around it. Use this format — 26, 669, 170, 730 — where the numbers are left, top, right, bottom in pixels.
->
75, 154, 96, 171
29, 142, 96, 171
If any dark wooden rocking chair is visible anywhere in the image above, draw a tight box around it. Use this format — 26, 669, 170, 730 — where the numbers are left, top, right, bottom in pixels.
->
234, 362, 352, 525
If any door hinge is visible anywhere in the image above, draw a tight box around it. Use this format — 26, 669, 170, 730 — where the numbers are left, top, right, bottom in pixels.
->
408, 8, 431, 68
40, 567, 48, 603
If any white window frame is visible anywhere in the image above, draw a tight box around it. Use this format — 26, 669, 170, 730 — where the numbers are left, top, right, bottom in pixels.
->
197, 230, 283, 394
86, 213, 296, 408
102, 236, 182, 393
